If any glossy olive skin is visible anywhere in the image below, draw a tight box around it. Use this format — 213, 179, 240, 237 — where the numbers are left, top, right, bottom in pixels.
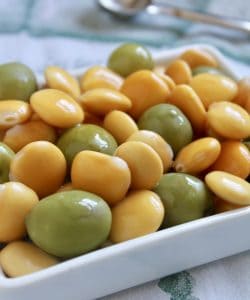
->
0, 63, 37, 102
26, 190, 112, 258
108, 43, 154, 77
57, 124, 118, 166
154, 173, 213, 227
0, 142, 15, 183
138, 104, 193, 154
192, 66, 224, 76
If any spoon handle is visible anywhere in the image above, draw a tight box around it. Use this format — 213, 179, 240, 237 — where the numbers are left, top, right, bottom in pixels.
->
147, 3, 250, 33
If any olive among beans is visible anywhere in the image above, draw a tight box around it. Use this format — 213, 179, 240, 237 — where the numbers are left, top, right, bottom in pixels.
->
0, 45, 249, 278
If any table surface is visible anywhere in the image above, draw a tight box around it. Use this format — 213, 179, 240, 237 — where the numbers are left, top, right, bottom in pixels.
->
0, 1, 250, 299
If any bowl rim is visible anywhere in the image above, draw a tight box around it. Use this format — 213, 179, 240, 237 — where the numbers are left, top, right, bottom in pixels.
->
1, 205, 250, 287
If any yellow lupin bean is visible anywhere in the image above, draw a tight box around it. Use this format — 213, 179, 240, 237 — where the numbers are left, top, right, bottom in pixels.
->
121, 70, 170, 119
180, 49, 218, 68
110, 190, 164, 243
114, 141, 163, 190
80, 66, 124, 91
0, 182, 39, 242
103, 110, 138, 144
127, 130, 173, 172
167, 84, 207, 133
9, 141, 66, 197
190, 74, 238, 109
45, 66, 80, 99
173, 137, 221, 175
207, 101, 250, 139
154, 71, 176, 91
78, 88, 132, 116
205, 171, 250, 205
0, 100, 32, 129
30, 89, 84, 128
165, 59, 192, 84
210, 141, 250, 179
71, 151, 131, 205
0, 241, 58, 277
234, 77, 250, 113
3, 120, 57, 152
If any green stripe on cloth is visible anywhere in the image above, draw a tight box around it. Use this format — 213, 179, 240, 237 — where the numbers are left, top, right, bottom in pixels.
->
1, 0, 249, 63
158, 271, 199, 300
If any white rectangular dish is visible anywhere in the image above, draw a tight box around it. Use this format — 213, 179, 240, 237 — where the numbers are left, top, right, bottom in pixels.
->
0, 44, 249, 300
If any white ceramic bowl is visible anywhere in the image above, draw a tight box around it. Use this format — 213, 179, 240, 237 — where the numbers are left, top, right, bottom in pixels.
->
0, 44, 249, 300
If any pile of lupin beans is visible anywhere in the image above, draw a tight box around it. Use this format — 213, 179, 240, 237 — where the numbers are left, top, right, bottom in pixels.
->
0, 43, 250, 278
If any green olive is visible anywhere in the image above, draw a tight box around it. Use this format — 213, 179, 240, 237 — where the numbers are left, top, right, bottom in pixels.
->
0, 62, 37, 102
154, 173, 214, 227
25, 190, 112, 258
107, 43, 154, 77
138, 104, 193, 154
192, 66, 225, 76
0, 142, 15, 183
57, 124, 118, 167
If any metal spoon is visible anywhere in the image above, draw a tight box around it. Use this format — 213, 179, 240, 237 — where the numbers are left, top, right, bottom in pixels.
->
98, 0, 250, 33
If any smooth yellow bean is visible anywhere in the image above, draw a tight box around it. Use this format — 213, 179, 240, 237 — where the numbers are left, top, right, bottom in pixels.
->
80, 66, 124, 91
0, 182, 39, 242
165, 59, 192, 84
45, 66, 80, 98
71, 151, 131, 205
207, 101, 250, 139
205, 171, 250, 205
103, 110, 138, 144
110, 190, 164, 243
114, 141, 163, 190
234, 77, 250, 113
121, 70, 170, 119
190, 74, 238, 109
210, 141, 250, 179
167, 84, 207, 133
30, 89, 84, 128
0, 241, 58, 277
10, 141, 66, 197
3, 120, 57, 152
154, 71, 176, 91
180, 49, 218, 68
127, 130, 173, 172
173, 137, 221, 175
78, 88, 132, 116
0, 100, 32, 129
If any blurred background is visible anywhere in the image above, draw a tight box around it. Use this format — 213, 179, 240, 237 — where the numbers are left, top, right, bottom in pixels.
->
0, 0, 249, 73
